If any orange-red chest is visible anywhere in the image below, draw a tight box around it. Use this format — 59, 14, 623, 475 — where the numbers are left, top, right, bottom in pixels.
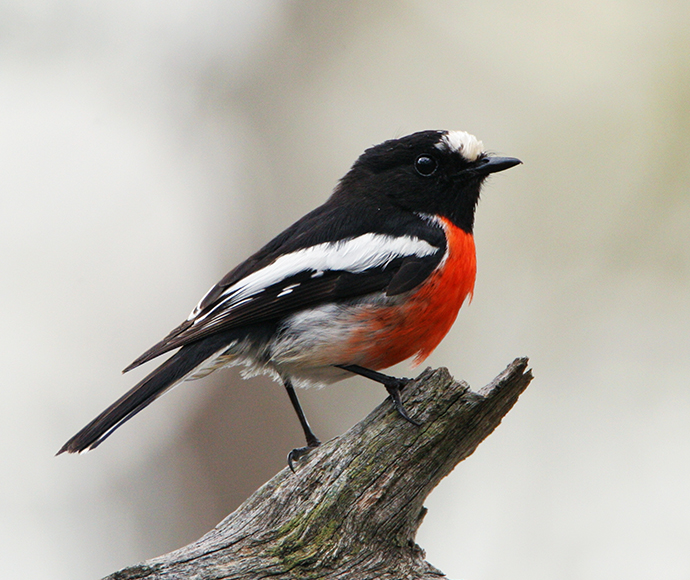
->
347, 218, 477, 369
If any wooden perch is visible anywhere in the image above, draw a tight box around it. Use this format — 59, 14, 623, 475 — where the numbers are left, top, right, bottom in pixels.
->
106, 358, 533, 580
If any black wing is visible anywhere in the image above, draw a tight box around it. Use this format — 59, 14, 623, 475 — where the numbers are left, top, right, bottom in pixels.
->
124, 197, 446, 372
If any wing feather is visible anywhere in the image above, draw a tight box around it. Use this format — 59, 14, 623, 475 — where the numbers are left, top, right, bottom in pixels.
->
124, 208, 448, 372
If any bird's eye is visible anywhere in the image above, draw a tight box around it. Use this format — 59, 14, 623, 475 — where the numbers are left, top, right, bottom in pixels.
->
414, 154, 438, 176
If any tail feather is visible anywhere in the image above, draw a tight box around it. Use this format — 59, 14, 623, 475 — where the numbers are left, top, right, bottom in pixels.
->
57, 339, 224, 454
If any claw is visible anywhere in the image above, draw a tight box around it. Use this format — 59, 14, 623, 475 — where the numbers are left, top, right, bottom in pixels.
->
385, 380, 420, 426
287, 443, 320, 473
336, 364, 421, 427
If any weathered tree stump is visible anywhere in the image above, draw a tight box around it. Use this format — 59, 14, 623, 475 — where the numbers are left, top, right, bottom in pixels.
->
106, 358, 532, 580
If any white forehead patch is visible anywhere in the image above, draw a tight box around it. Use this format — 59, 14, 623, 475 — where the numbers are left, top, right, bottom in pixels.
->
436, 130, 484, 162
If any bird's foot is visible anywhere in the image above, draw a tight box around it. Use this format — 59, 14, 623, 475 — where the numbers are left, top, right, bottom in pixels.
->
336, 364, 420, 426
287, 439, 321, 473
384, 378, 420, 426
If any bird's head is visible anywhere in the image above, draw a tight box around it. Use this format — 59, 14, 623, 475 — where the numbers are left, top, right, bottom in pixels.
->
337, 130, 521, 233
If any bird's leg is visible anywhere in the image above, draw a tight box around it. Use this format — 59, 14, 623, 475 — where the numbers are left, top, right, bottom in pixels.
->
283, 377, 321, 472
336, 364, 420, 427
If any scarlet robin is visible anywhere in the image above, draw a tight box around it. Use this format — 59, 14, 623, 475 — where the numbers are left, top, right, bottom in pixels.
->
58, 130, 521, 469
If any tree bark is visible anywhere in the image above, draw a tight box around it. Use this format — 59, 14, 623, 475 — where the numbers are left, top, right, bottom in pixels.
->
106, 358, 533, 580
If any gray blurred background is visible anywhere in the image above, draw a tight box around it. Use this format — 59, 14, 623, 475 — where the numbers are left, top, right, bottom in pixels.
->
2, 1, 689, 579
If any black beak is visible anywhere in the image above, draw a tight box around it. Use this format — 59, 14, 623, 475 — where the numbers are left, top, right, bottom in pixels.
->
473, 156, 522, 176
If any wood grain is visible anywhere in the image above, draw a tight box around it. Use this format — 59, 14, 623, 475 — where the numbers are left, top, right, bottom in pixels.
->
106, 358, 533, 580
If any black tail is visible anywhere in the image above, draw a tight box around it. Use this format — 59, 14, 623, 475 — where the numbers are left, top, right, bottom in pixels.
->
57, 339, 225, 454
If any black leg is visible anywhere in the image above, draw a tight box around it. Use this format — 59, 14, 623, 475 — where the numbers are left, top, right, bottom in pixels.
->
336, 364, 420, 427
283, 377, 321, 471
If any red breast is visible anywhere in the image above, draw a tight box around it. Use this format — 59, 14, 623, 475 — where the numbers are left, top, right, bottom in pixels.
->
344, 217, 476, 370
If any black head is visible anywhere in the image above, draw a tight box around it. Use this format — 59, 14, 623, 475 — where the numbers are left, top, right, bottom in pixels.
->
335, 130, 521, 233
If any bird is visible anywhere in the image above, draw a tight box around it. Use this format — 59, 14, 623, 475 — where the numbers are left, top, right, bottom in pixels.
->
58, 129, 520, 469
